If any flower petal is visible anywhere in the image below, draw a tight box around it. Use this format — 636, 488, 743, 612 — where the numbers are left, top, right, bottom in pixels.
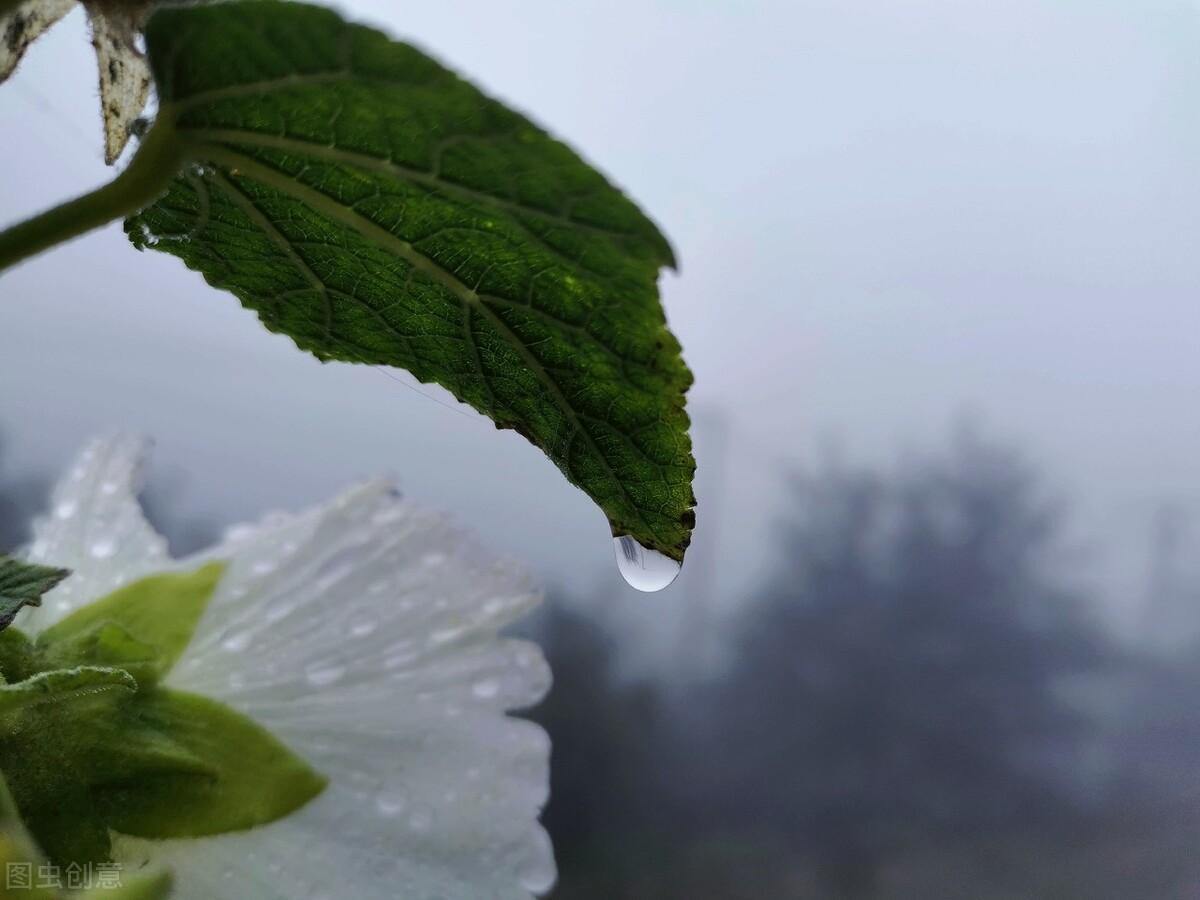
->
22, 435, 169, 633
152, 481, 554, 897
0, 0, 74, 84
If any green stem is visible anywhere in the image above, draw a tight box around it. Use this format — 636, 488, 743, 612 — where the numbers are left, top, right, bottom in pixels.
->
0, 118, 186, 274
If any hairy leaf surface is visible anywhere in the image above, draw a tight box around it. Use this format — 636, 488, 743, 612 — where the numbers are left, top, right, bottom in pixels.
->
126, 1, 696, 561
0, 556, 69, 632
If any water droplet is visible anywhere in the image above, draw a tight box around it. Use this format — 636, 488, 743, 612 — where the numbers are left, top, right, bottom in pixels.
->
99, 480, 120, 496
375, 781, 408, 817
90, 538, 117, 559
408, 807, 434, 832
251, 559, 277, 576
429, 626, 464, 646
264, 597, 294, 623
222, 631, 251, 653
347, 614, 377, 638
54, 501, 77, 520
223, 523, 257, 543
516, 830, 557, 893
471, 678, 500, 700
304, 660, 345, 687
372, 505, 405, 526
612, 536, 681, 592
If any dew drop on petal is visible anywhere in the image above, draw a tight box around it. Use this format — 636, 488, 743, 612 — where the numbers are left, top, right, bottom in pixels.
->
222, 631, 252, 653
304, 660, 345, 687
375, 781, 408, 818
54, 501, 77, 520
347, 614, 377, 638
612, 535, 681, 592
372, 505, 404, 526
90, 538, 117, 559
251, 559, 278, 576
223, 523, 257, 543
408, 807, 434, 833
265, 598, 295, 623
471, 678, 500, 700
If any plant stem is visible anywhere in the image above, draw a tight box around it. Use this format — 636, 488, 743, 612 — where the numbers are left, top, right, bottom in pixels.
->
0, 117, 186, 274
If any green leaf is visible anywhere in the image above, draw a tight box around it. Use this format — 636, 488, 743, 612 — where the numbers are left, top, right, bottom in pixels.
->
126, 0, 696, 561
0, 667, 142, 865
0, 556, 69, 632
81, 873, 175, 900
92, 688, 327, 840
0, 666, 324, 865
0, 564, 323, 866
38, 563, 225, 680
0, 765, 174, 900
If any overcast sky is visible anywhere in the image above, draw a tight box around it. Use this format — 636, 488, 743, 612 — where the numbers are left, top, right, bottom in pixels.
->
1, 0, 1198, 638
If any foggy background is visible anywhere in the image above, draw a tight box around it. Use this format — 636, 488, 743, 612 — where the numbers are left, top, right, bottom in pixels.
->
2, 0, 1200, 896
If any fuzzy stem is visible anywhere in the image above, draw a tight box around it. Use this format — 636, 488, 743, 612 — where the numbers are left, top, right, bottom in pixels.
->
0, 118, 185, 274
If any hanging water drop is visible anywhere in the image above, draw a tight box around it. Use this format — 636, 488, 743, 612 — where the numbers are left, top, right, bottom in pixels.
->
612, 535, 681, 592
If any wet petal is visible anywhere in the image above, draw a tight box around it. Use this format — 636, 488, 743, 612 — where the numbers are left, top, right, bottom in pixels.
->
22, 440, 555, 897
153, 482, 554, 897
22, 434, 168, 633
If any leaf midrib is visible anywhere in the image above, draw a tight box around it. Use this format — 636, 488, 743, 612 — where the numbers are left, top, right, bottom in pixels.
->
190, 141, 668, 550
174, 125, 648, 250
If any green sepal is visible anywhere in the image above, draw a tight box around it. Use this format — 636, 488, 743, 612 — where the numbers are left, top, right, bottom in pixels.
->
0, 766, 173, 900
0, 667, 141, 865
0, 562, 325, 867
38, 563, 225, 681
93, 688, 328, 840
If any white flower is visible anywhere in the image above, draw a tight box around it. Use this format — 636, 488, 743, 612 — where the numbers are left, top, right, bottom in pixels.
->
19, 434, 556, 899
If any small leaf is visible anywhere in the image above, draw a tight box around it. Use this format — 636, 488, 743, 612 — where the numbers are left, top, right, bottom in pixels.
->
0, 666, 324, 864
127, 0, 696, 562
0, 555, 70, 632
0, 766, 174, 900
82, 872, 175, 900
38, 563, 225, 678
0, 666, 140, 865
93, 688, 328, 840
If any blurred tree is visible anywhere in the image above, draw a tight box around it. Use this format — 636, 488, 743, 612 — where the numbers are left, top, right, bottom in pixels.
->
707, 429, 1111, 898
523, 600, 667, 897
